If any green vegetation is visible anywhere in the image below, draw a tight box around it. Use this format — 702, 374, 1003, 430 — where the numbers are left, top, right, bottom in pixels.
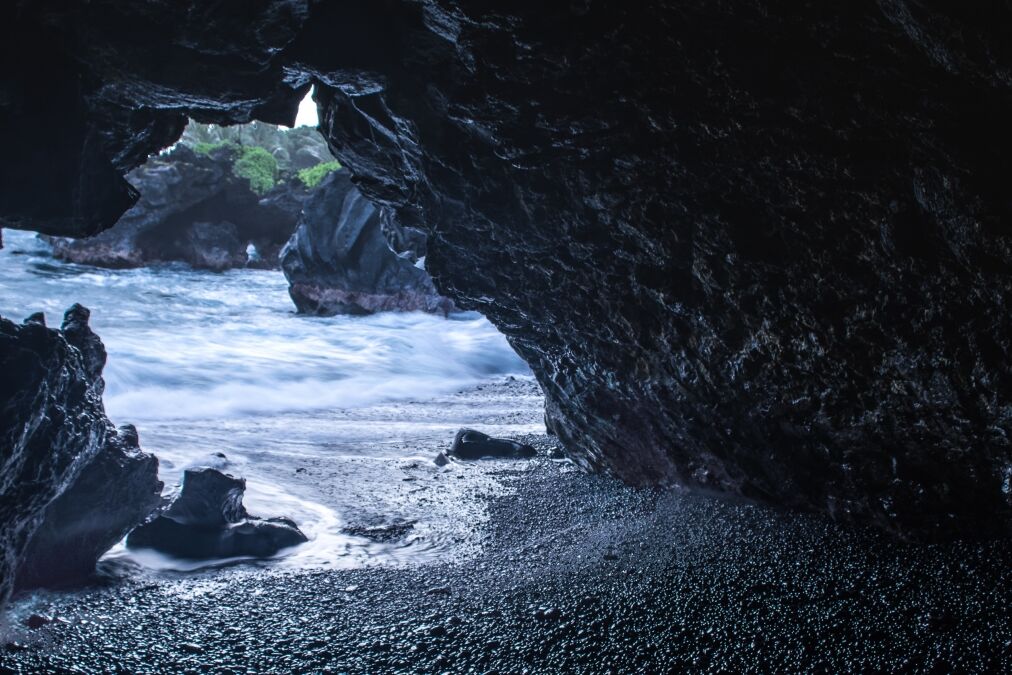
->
232, 146, 278, 195
190, 140, 277, 194
193, 139, 239, 156
179, 121, 336, 194
297, 160, 342, 189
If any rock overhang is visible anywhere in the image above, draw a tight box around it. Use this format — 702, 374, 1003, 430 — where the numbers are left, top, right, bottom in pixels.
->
1, 1, 1011, 539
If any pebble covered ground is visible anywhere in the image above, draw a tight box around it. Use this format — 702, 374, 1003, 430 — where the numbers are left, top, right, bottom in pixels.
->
3, 382, 1012, 672
5, 445, 1012, 672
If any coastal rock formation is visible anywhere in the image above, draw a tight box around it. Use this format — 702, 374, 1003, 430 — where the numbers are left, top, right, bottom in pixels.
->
127, 468, 307, 559
0, 306, 116, 606
280, 171, 453, 316
449, 429, 537, 460
179, 121, 333, 174
1, 3, 1011, 538
48, 145, 311, 271
15, 423, 162, 591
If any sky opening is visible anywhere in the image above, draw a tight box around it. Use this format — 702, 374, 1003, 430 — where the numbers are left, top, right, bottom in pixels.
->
294, 87, 319, 128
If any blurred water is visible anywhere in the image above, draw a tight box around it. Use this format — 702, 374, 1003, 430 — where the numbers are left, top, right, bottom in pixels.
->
0, 230, 526, 423
0, 229, 537, 573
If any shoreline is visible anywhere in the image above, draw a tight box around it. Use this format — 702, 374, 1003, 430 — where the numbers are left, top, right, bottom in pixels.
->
3, 380, 1012, 672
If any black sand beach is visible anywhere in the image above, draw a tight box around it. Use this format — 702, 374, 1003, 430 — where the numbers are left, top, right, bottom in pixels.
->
4, 380, 1011, 673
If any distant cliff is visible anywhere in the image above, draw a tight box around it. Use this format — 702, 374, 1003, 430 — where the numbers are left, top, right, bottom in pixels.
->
47, 123, 340, 271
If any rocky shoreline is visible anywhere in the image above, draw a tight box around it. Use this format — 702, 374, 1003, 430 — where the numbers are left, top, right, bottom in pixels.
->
3, 380, 1011, 672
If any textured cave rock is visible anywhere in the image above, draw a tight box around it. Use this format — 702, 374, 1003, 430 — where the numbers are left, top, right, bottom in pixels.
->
0, 1, 310, 236
48, 144, 311, 271
0, 307, 111, 607
15, 423, 162, 591
280, 171, 454, 316
2, 2, 1012, 538
127, 468, 307, 559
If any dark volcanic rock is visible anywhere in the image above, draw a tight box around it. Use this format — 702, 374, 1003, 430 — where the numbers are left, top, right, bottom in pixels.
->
60, 304, 107, 393
2, 3, 1012, 538
280, 171, 454, 316
0, 307, 110, 608
48, 145, 311, 271
341, 520, 415, 543
127, 468, 307, 559
9, 307, 162, 592
449, 429, 537, 460
15, 424, 162, 591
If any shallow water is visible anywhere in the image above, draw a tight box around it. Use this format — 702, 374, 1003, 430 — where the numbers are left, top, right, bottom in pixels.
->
0, 229, 539, 573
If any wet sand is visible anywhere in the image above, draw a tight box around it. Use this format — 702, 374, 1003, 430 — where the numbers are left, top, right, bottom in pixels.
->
3, 380, 1012, 672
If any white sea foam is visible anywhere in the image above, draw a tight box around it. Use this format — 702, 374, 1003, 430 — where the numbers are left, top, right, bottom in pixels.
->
0, 229, 528, 424
0, 229, 534, 572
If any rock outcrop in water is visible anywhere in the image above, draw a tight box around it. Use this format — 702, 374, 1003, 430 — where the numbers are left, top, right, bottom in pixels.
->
0, 305, 158, 606
15, 423, 162, 591
127, 468, 307, 559
2, 3, 1011, 539
280, 171, 453, 316
48, 144, 312, 271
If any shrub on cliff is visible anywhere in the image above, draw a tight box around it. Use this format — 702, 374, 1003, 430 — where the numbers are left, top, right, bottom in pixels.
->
297, 160, 342, 189
232, 146, 278, 196
182, 121, 331, 174
193, 139, 239, 156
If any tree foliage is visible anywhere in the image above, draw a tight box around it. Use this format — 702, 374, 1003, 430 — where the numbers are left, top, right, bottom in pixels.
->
232, 146, 278, 196
179, 121, 338, 195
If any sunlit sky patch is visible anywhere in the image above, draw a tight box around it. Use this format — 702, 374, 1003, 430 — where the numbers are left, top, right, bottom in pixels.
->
294, 87, 318, 128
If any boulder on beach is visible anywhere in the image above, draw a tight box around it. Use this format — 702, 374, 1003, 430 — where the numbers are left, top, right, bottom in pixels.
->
15, 423, 163, 591
0, 308, 108, 607
2, 305, 162, 600
3, 305, 162, 595
127, 468, 307, 559
449, 429, 537, 460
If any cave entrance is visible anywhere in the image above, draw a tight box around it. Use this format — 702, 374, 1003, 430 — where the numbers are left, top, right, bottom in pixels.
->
0, 95, 539, 584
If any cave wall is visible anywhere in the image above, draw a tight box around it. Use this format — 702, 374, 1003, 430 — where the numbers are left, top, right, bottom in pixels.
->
2, 1, 1011, 538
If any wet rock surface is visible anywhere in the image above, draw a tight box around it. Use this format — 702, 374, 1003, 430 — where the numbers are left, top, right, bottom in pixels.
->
127, 468, 307, 560
8, 305, 162, 594
0, 307, 111, 608
280, 171, 453, 316
2, 3, 1010, 537
450, 428, 537, 460
306, 3, 1012, 540
48, 145, 310, 271
4, 443, 1012, 672
341, 520, 416, 544
14, 423, 162, 592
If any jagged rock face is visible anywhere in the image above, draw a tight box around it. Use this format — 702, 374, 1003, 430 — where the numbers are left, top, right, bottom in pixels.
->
0, 308, 109, 606
2, 2, 1011, 538
280, 171, 454, 316
298, 2, 1012, 540
127, 468, 307, 559
2, 306, 161, 599
48, 145, 310, 271
0, 1, 311, 237
15, 424, 162, 591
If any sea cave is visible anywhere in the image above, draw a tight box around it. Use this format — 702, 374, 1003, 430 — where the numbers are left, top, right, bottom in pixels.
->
1, 1, 1011, 672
